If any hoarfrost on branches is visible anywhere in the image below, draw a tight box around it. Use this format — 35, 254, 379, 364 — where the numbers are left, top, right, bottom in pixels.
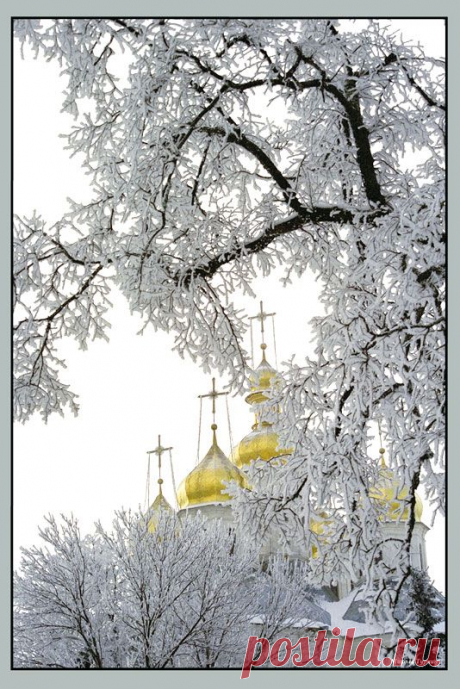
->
13, 512, 319, 668
14, 19, 445, 619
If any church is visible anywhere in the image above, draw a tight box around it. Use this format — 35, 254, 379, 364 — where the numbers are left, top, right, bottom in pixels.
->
145, 303, 443, 650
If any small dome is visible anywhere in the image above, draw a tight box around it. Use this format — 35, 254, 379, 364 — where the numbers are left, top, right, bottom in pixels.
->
369, 452, 423, 522
230, 422, 293, 468
147, 490, 173, 533
246, 351, 282, 406
231, 346, 293, 468
177, 427, 248, 509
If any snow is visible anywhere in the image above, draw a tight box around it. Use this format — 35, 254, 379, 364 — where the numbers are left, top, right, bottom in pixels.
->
322, 590, 391, 637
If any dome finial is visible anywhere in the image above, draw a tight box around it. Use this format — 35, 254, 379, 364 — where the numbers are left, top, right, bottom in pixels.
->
146, 434, 173, 503
211, 422, 218, 447
249, 300, 277, 368
260, 342, 267, 362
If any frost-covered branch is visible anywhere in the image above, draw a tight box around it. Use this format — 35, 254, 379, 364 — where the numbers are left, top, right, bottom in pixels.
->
14, 19, 444, 620
14, 512, 318, 668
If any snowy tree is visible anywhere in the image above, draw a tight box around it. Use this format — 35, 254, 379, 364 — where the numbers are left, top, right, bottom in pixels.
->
391, 569, 445, 669
14, 19, 445, 618
13, 512, 318, 668
407, 569, 444, 637
14, 515, 116, 668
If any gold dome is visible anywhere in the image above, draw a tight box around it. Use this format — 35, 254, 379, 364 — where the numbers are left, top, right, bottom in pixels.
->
369, 450, 423, 522
246, 346, 282, 406
231, 346, 293, 468
177, 426, 248, 509
147, 488, 173, 533
230, 421, 293, 468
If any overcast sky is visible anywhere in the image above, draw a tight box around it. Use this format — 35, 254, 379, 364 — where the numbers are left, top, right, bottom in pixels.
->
13, 19, 445, 593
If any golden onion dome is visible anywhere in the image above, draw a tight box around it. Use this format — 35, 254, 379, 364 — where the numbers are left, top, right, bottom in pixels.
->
245, 345, 282, 406
177, 425, 248, 509
147, 484, 173, 533
369, 449, 423, 522
230, 421, 293, 468
231, 345, 293, 468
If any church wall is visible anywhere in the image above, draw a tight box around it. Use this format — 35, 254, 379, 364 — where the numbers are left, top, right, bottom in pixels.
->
177, 502, 235, 528
380, 520, 429, 572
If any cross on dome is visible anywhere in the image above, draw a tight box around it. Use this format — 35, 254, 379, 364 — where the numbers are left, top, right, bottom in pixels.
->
198, 377, 228, 425
176, 378, 246, 509
249, 300, 276, 348
147, 435, 173, 495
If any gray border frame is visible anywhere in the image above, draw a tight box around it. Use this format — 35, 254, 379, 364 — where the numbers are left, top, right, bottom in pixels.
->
4, 2, 454, 687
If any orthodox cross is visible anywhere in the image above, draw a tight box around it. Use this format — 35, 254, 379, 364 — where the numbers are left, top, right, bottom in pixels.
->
146, 435, 172, 501
249, 301, 276, 345
198, 377, 228, 425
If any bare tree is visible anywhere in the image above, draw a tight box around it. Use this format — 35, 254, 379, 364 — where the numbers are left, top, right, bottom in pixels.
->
14, 512, 319, 668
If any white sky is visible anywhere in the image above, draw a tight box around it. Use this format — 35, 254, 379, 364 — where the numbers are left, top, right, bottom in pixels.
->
13, 19, 445, 593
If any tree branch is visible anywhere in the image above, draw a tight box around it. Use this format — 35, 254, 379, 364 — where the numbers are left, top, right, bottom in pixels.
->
401, 63, 445, 110
179, 209, 351, 289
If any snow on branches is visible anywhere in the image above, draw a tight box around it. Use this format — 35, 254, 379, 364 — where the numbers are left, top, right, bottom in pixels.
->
13, 512, 319, 668
14, 19, 445, 613
14, 19, 444, 417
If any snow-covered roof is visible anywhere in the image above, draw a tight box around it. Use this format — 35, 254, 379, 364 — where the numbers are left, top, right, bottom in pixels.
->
321, 589, 391, 637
